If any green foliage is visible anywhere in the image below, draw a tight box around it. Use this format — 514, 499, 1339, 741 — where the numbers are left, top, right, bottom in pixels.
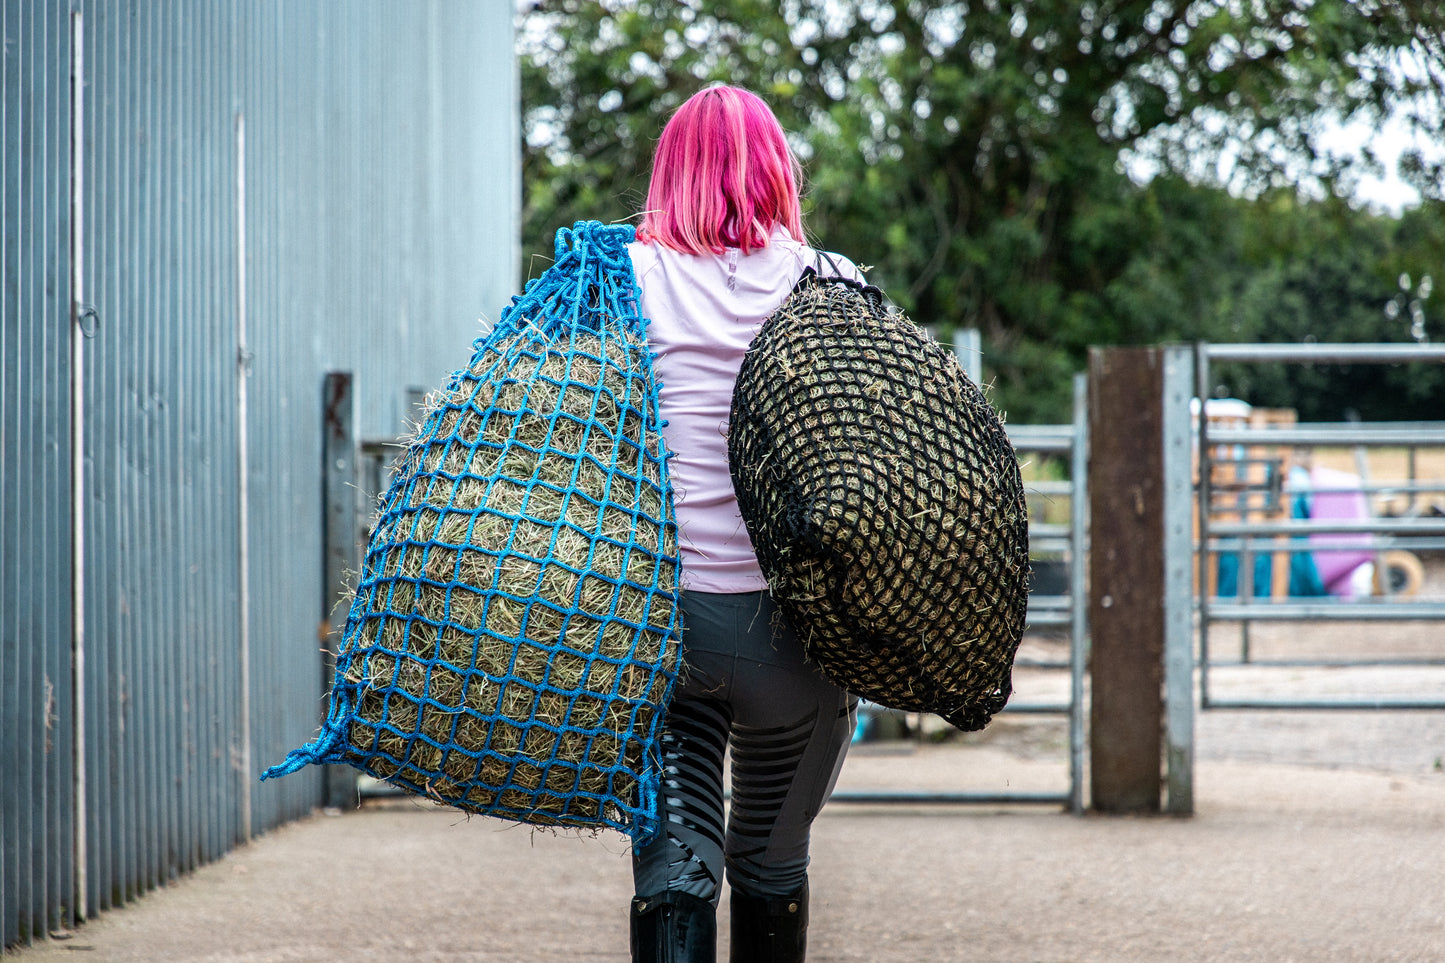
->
1209, 195, 1444, 420
518, 1, 1445, 422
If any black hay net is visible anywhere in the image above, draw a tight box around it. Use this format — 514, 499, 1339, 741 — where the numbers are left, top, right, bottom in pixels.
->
729, 274, 1030, 731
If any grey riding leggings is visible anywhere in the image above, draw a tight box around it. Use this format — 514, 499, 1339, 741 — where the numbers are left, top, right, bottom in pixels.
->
633, 590, 857, 904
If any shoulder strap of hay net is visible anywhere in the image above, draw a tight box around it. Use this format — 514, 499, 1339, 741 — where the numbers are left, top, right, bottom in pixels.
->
263, 221, 681, 845
798, 248, 892, 314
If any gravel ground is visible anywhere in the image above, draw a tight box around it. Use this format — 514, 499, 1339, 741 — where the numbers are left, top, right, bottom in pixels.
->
9, 727, 1444, 963
11, 562, 1443, 962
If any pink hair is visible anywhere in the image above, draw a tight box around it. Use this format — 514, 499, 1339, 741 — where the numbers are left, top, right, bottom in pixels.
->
637, 85, 805, 255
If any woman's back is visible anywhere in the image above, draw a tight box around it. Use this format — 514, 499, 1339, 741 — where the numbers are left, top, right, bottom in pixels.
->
629, 233, 861, 593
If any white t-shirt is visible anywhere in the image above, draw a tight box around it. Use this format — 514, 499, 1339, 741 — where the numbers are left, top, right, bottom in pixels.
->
628, 230, 864, 593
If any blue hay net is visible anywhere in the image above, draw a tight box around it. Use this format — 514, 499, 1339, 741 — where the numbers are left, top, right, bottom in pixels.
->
263, 221, 681, 844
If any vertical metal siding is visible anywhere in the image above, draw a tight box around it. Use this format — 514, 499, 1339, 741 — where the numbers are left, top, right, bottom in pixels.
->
2, 1, 518, 948
1, 0, 75, 945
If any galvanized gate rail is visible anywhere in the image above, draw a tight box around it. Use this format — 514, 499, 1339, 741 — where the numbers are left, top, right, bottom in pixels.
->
1195, 343, 1445, 711
830, 373, 1089, 813
347, 376, 1093, 814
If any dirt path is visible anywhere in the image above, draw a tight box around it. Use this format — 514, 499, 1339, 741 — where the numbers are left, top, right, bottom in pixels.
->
12, 564, 1443, 962
10, 738, 1444, 962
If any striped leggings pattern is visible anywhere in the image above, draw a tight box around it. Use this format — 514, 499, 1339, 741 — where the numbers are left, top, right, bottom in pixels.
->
632, 591, 855, 903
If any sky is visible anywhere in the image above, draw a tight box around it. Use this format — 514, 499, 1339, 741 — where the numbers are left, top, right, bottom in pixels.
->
1318, 113, 1437, 215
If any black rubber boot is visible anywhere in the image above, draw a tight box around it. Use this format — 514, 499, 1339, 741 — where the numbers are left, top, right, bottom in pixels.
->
631, 890, 717, 963
728, 881, 808, 963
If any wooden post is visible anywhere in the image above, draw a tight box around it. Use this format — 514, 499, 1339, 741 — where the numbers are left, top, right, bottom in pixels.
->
1088, 348, 1165, 813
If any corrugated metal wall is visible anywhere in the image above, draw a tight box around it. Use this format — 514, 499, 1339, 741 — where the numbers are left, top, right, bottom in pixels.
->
1, 0, 75, 948
1, 0, 518, 948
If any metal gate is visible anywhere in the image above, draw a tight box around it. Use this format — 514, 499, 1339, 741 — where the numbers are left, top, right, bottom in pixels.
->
830, 373, 1090, 813
1194, 343, 1445, 712
340, 368, 1093, 815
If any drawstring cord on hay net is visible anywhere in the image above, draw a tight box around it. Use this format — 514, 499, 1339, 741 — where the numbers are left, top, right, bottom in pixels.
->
260, 708, 349, 780
492, 221, 649, 345
262, 656, 363, 780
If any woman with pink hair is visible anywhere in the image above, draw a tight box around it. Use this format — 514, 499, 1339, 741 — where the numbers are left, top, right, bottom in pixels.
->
626, 85, 864, 963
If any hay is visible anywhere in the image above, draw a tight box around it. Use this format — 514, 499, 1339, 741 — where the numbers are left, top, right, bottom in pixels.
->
339, 328, 680, 828
729, 276, 1029, 732
262, 221, 679, 842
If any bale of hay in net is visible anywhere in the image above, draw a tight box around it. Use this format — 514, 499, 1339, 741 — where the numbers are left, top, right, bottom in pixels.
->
263, 221, 681, 842
728, 271, 1028, 732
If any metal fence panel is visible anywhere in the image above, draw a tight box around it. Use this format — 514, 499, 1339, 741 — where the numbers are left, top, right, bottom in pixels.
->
2, 1, 517, 948
1194, 343, 1445, 711
830, 374, 1090, 813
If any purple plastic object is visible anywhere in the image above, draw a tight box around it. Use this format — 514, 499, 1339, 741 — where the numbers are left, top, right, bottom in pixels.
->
1308, 466, 1373, 595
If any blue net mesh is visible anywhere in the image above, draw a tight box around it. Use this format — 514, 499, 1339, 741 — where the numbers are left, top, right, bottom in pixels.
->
263, 221, 681, 843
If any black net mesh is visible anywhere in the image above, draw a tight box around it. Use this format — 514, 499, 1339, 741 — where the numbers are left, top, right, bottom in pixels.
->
728, 274, 1029, 731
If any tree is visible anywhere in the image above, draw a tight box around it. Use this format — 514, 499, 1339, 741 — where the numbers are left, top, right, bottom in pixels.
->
1208, 195, 1445, 421
517, 1, 1445, 422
